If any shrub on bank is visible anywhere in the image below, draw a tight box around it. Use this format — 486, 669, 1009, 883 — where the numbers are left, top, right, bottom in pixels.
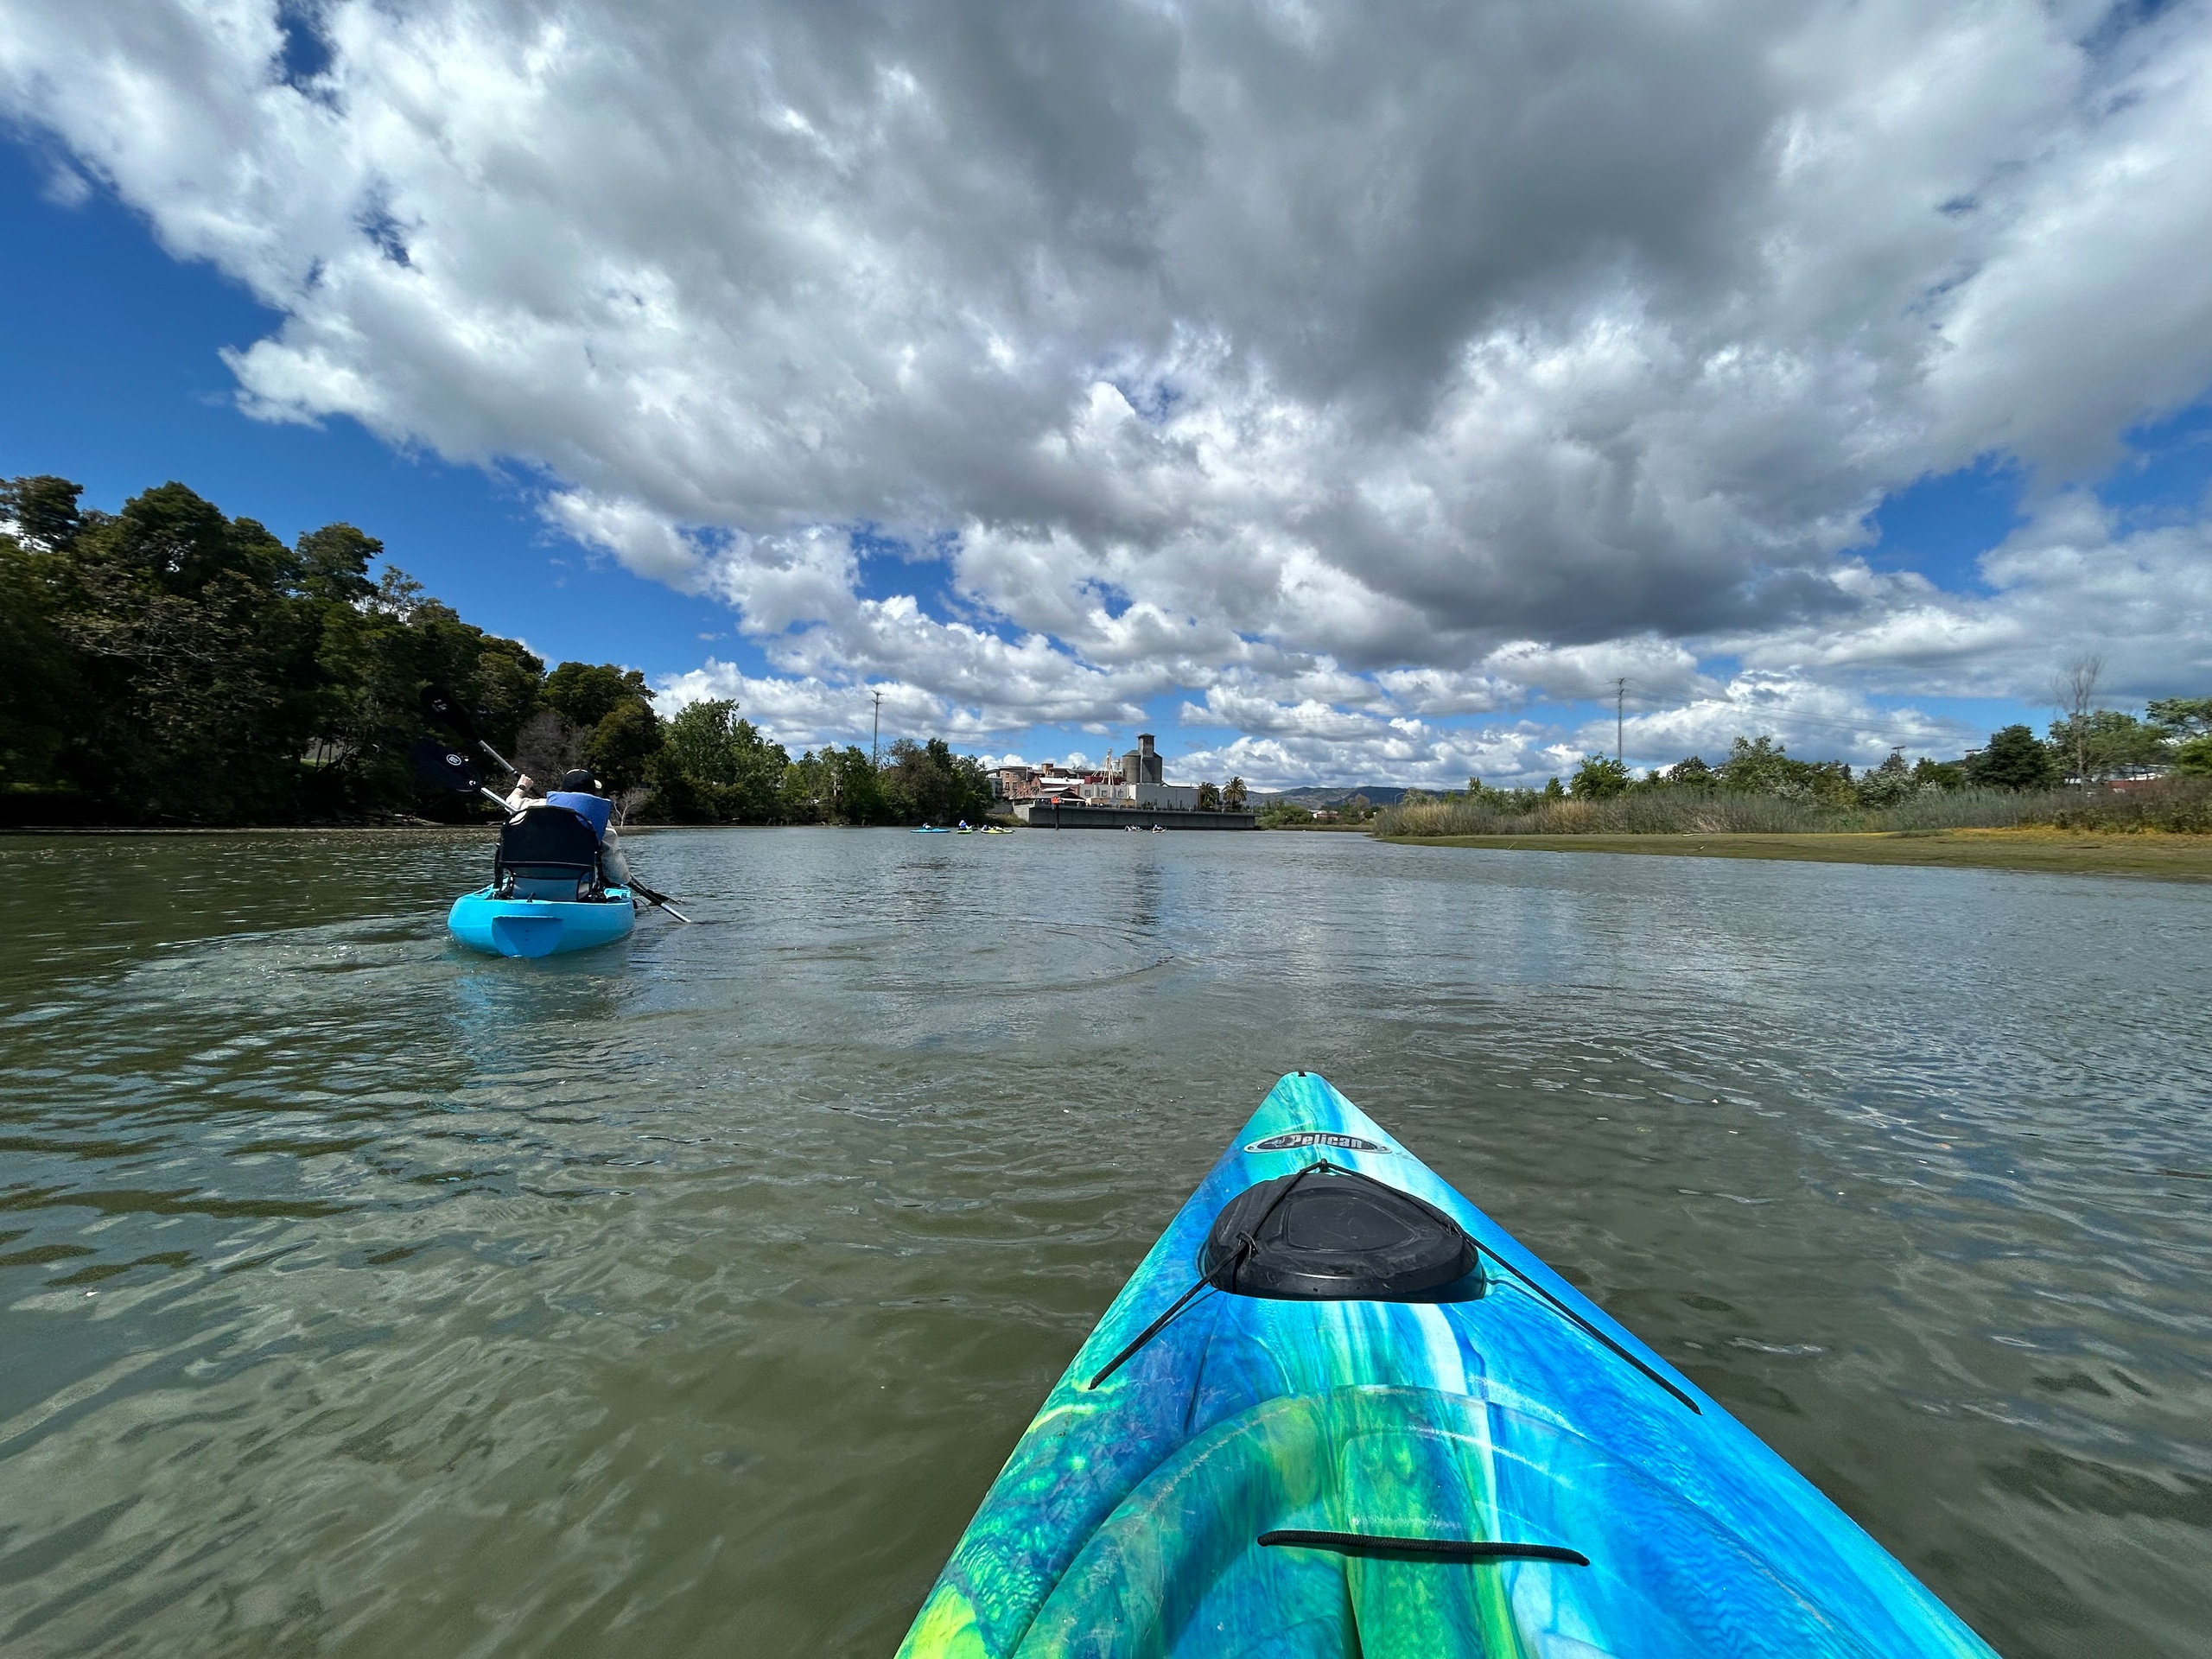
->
2041, 780, 2212, 834
1377, 779, 2212, 838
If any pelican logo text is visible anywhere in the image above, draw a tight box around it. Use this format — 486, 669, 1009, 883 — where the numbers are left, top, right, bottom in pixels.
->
1244, 1131, 1387, 1154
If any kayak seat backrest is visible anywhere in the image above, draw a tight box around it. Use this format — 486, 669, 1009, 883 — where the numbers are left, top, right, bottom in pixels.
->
495, 805, 604, 899
545, 790, 614, 837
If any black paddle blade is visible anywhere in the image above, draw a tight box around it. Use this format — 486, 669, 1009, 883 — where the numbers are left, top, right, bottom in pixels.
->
418, 683, 481, 744
410, 738, 485, 794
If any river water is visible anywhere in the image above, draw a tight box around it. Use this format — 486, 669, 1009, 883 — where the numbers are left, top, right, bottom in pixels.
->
0, 828, 2206, 1657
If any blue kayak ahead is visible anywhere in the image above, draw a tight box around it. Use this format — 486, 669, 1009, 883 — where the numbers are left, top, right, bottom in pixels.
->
897, 1071, 1998, 1658
447, 887, 635, 957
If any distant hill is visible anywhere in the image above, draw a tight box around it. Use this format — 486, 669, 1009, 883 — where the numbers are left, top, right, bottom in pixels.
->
1251, 785, 1410, 808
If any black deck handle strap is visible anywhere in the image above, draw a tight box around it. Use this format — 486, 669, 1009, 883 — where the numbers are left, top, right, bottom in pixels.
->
1259, 1531, 1589, 1566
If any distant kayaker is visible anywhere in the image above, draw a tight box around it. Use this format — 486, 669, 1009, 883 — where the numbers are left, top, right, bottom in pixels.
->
505, 768, 635, 889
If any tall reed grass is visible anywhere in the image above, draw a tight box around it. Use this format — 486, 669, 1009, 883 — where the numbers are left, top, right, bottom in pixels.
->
1376, 780, 2212, 838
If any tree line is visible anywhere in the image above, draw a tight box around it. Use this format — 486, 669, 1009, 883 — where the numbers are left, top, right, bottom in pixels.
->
1464, 712, 2210, 811
0, 474, 991, 827
1373, 711, 2212, 841
654, 700, 991, 826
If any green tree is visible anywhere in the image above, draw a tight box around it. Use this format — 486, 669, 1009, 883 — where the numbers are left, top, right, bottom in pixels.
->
588, 698, 663, 791
948, 752, 992, 821
887, 737, 951, 822
1855, 749, 1916, 807
1223, 775, 1248, 810
0, 523, 83, 788
779, 751, 830, 823
2047, 709, 2170, 781
772, 741, 911, 824
1196, 780, 1223, 810
882, 737, 988, 823
0, 472, 554, 823
2151, 697, 2212, 777
2174, 736, 2212, 779
543, 662, 651, 730
0, 474, 85, 551
658, 699, 790, 820
664, 699, 744, 786
293, 523, 380, 605
1569, 754, 1630, 799
48, 481, 317, 819
1717, 736, 1790, 794
538, 661, 662, 795
1965, 725, 2061, 790
308, 576, 543, 816
1714, 736, 1853, 804
826, 744, 895, 822
2147, 696, 2212, 737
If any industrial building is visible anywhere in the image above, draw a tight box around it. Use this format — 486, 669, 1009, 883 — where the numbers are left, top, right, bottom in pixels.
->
998, 734, 1255, 830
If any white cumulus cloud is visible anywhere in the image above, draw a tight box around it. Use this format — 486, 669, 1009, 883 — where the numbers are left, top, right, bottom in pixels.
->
7, 0, 2212, 783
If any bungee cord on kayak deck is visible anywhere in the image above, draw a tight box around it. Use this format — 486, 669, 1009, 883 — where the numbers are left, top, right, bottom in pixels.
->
1085, 1276, 1219, 1392
1465, 1236, 1703, 1416
1087, 1157, 1339, 1389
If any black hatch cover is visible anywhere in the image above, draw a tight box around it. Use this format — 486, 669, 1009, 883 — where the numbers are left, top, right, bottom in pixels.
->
1202, 1166, 1476, 1301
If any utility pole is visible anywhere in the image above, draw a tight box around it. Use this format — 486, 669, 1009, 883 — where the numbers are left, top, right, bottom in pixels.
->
1613, 677, 1627, 764
871, 690, 884, 768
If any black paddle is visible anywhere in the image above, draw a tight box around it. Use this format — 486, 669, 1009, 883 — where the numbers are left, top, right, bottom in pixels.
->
419, 684, 521, 777
625, 879, 693, 923
418, 687, 692, 924
409, 738, 512, 810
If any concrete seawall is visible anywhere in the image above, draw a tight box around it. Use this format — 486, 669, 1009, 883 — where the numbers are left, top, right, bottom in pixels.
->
1013, 801, 1257, 830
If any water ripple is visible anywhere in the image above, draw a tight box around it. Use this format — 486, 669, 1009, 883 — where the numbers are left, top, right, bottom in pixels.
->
0, 830, 2207, 1656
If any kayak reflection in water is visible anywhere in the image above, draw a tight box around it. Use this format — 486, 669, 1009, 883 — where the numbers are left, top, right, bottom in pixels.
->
505, 767, 635, 889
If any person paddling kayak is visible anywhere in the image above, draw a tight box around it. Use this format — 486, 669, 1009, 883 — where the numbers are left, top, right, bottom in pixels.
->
505, 768, 635, 889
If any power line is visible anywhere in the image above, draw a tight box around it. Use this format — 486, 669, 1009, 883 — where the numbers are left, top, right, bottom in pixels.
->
1612, 677, 1627, 763
870, 690, 884, 768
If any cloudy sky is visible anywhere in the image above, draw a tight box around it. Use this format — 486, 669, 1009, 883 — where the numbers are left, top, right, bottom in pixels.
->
4, 0, 2209, 786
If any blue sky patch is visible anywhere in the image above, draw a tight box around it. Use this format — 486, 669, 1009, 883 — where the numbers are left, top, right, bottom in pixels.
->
1865, 459, 2024, 591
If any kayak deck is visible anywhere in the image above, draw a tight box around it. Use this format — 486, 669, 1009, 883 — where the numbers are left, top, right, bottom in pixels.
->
897, 1072, 1995, 1658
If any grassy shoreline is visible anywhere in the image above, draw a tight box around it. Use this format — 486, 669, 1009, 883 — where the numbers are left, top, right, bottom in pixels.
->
1376, 827, 2212, 880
